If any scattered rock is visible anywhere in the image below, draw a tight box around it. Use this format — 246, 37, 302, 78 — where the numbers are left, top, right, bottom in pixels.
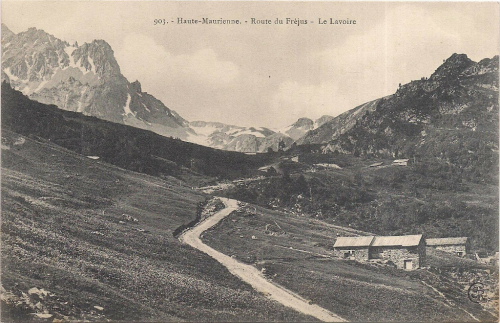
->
28, 287, 50, 298
94, 306, 104, 311
34, 313, 53, 319
34, 302, 43, 310
122, 214, 138, 222
13, 137, 25, 146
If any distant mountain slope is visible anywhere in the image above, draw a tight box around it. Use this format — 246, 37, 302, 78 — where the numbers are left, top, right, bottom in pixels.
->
298, 54, 499, 170
1, 24, 194, 140
188, 120, 317, 153
223, 132, 294, 153
278, 116, 334, 141
188, 121, 278, 151
297, 102, 380, 145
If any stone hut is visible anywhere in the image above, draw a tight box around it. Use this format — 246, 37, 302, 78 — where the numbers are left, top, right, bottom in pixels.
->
370, 235, 425, 270
392, 159, 410, 166
333, 236, 375, 262
426, 237, 469, 257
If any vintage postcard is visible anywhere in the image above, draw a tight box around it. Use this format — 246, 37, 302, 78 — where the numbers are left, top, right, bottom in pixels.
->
1, 1, 499, 322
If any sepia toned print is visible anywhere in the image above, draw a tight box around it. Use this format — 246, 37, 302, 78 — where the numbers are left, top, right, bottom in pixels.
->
1, 1, 498, 322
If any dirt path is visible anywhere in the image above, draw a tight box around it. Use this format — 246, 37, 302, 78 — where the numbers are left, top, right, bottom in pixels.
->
179, 198, 346, 322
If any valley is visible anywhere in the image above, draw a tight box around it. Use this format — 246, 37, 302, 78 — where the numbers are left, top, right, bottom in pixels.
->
1, 131, 316, 322
1, 19, 499, 323
2, 128, 497, 321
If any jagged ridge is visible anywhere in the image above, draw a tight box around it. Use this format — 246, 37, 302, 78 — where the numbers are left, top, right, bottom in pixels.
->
299, 53, 499, 169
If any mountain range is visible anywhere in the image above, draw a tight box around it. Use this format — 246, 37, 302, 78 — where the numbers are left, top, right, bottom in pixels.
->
2, 24, 498, 161
1, 24, 334, 152
188, 116, 333, 152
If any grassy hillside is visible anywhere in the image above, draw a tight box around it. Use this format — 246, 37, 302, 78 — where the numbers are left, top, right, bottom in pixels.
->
1, 82, 275, 186
1, 130, 314, 322
202, 203, 497, 322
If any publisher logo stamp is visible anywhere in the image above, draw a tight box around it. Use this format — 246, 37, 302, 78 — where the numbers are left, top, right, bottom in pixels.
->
468, 282, 486, 303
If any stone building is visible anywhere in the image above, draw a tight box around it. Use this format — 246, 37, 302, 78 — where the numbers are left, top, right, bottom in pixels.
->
426, 237, 469, 257
333, 234, 426, 270
370, 235, 425, 270
333, 236, 375, 262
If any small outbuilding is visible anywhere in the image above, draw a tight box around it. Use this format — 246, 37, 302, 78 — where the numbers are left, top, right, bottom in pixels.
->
426, 237, 470, 257
370, 234, 425, 270
392, 159, 409, 166
333, 236, 375, 262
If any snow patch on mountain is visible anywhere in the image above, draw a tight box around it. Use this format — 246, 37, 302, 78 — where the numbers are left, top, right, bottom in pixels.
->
191, 124, 222, 137
186, 131, 211, 146
274, 116, 333, 141
77, 88, 86, 112
122, 94, 134, 116
20, 85, 31, 95
88, 56, 96, 73
4, 68, 19, 81
34, 80, 48, 92
141, 103, 150, 112
235, 129, 266, 138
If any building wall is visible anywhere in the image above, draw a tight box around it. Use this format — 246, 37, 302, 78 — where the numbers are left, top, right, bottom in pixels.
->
370, 246, 421, 270
334, 247, 370, 261
427, 244, 467, 256
418, 240, 426, 267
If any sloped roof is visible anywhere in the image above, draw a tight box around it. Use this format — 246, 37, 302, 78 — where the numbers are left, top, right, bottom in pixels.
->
372, 234, 423, 247
333, 236, 375, 248
392, 159, 409, 163
426, 237, 468, 246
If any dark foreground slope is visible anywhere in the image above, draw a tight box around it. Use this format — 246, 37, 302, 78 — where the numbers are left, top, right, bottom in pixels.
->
1, 82, 273, 185
1, 130, 314, 322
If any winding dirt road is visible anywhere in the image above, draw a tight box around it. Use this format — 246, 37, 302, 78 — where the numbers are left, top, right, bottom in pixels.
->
179, 198, 346, 322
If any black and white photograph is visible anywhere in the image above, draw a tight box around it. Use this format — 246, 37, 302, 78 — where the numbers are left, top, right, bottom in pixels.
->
1, 1, 499, 322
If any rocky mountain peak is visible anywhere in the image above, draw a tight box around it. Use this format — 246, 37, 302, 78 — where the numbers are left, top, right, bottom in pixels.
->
292, 117, 314, 128
315, 115, 334, 127
476, 55, 499, 74
2, 23, 15, 39
430, 53, 474, 81
130, 80, 142, 93
72, 39, 121, 77
2, 25, 195, 140
23, 26, 64, 46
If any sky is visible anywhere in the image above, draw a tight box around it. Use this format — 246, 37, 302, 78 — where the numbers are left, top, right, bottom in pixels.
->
2, 1, 499, 128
